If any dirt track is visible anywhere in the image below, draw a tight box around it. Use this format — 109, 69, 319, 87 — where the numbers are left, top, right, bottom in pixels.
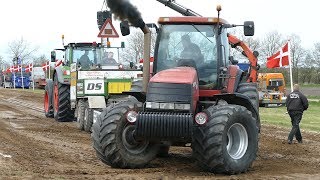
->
1, 88, 320, 179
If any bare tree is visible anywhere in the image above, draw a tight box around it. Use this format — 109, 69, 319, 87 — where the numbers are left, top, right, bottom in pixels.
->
120, 29, 156, 64
32, 54, 48, 66
260, 31, 286, 65
286, 34, 306, 83
311, 42, 320, 68
8, 37, 38, 65
228, 28, 262, 63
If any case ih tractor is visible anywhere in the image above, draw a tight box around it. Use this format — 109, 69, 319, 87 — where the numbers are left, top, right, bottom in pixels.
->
92, 0, 260, 174
44, 42, 142, 133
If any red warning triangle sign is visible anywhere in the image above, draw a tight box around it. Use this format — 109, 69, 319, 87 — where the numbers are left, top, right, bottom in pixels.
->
97, 18, 119, 38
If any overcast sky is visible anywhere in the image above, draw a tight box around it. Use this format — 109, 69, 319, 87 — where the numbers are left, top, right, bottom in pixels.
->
1, 0, 319, 63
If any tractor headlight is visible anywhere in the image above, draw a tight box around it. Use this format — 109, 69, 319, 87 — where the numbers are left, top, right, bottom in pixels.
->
195, 112, 208, 125
159, 103, 174, 110
146, 102, 190, 110
126, 111, 138, 123
174, 103, 191, 110
146, 102, 160, 109
63, 70, 71, 75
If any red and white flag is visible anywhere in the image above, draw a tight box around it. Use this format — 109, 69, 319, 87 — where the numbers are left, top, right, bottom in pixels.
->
55, 59, 63, 67
25, 63, 33, 73
42, 61, 50, 71
266, 42, 290, 68
13, 65, 22, 72
6, 67, 13, 73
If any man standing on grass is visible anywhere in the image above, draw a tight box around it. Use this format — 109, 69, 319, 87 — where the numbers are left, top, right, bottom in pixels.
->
286, 84, 309, 144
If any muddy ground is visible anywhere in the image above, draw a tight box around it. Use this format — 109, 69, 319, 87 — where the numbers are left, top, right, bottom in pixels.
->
0, 88, 320, 180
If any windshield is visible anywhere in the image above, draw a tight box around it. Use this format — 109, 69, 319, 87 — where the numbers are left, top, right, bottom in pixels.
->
99, 47, 119, 66
155, 24, 218, 88
269, 79, 284, 86
73, 47, 101, 70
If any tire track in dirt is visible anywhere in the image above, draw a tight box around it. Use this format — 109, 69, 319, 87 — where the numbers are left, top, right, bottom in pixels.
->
1, 88, 320, 179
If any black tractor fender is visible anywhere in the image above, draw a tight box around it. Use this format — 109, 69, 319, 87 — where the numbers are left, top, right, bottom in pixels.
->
123, 92, 146, 103
53, 66, 69, 85
213, 93, 260, 131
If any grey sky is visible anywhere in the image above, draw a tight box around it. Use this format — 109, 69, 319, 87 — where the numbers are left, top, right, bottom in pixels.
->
0, 0, 319, 63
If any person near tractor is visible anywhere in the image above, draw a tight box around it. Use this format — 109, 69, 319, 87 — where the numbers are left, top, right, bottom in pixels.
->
78, 50, 92, 69
286, 84, 309, 144
101, 51, 117, 65
180, 34, 204, 63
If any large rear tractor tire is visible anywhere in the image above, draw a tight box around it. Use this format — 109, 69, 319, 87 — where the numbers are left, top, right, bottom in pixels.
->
76, 99, 85, 130
130, 79, 143, 92
44, 79, 54, 118
53, 74, 74, 122
237, 82, 259, 111
192, 104, 258, 174
92, 98, 159, 168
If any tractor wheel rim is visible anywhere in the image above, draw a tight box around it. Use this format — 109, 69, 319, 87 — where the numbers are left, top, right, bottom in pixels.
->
226, 123, 248, 160
122, 124, 148, 154
54, 84, 59, 112
44, 91, 49, 112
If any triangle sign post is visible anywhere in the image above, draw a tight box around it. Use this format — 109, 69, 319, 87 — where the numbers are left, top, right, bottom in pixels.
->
97, 18, 119, 38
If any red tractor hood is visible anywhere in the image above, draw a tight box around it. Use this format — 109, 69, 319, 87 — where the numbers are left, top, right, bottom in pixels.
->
150, 67, 197, 84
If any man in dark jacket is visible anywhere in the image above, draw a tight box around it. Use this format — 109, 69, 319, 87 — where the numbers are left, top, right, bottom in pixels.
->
286, 84, 309, 144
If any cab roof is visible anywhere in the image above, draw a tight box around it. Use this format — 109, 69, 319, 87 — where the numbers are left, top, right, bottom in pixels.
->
158, 16, 228, 25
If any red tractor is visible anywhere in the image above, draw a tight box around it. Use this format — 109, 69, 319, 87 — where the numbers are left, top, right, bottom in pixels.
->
92, 0, 259, 174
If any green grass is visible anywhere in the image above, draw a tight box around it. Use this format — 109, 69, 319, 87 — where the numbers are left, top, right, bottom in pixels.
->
260, 101, 320, 132
286, 84, 320, 88
306, 95, 320, 100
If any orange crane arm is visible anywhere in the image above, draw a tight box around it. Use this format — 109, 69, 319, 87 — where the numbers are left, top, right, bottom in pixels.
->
228, 34, 258, 82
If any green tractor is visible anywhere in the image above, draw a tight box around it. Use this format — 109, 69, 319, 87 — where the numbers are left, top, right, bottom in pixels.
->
44, 42, 142, 132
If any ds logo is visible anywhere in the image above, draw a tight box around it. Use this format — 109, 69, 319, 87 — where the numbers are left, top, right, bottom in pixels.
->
87, 83, 103, 90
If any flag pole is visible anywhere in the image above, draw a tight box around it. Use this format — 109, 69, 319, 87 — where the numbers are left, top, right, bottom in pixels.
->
288, 40, 294, 92
20, 58, 24, 90
48, 61, 50, 79
13, 67, 16, 89
32, 63, 35, 91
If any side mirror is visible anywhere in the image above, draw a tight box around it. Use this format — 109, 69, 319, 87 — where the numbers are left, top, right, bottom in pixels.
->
244, 21, 254, 36
253, 51, 259, 58
51, 51, 56, 62
120, 21, 130, 36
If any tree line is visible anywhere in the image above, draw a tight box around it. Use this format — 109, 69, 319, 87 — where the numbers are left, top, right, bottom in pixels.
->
121, 29, 320, 85
232, 30, 320, 85
1, 30, 319, 85
0, 37, 47, 70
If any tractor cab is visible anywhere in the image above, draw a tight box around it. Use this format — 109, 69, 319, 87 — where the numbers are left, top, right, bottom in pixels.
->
154, 17, 230, 90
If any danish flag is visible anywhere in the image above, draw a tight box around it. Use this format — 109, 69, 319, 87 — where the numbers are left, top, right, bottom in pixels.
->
55, 59, 63, 67
42, 61, 50, 71
6, 66, 13, 73
266, 42, 290, 68
13, 65, 22, 72
25, 63, 33, 73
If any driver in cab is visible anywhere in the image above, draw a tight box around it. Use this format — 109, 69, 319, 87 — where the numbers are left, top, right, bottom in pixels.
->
180, 34, 216, 90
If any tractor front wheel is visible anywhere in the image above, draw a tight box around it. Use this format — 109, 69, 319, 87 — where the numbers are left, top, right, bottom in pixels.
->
91, 98, 159, 168
192, 104, 258, 174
